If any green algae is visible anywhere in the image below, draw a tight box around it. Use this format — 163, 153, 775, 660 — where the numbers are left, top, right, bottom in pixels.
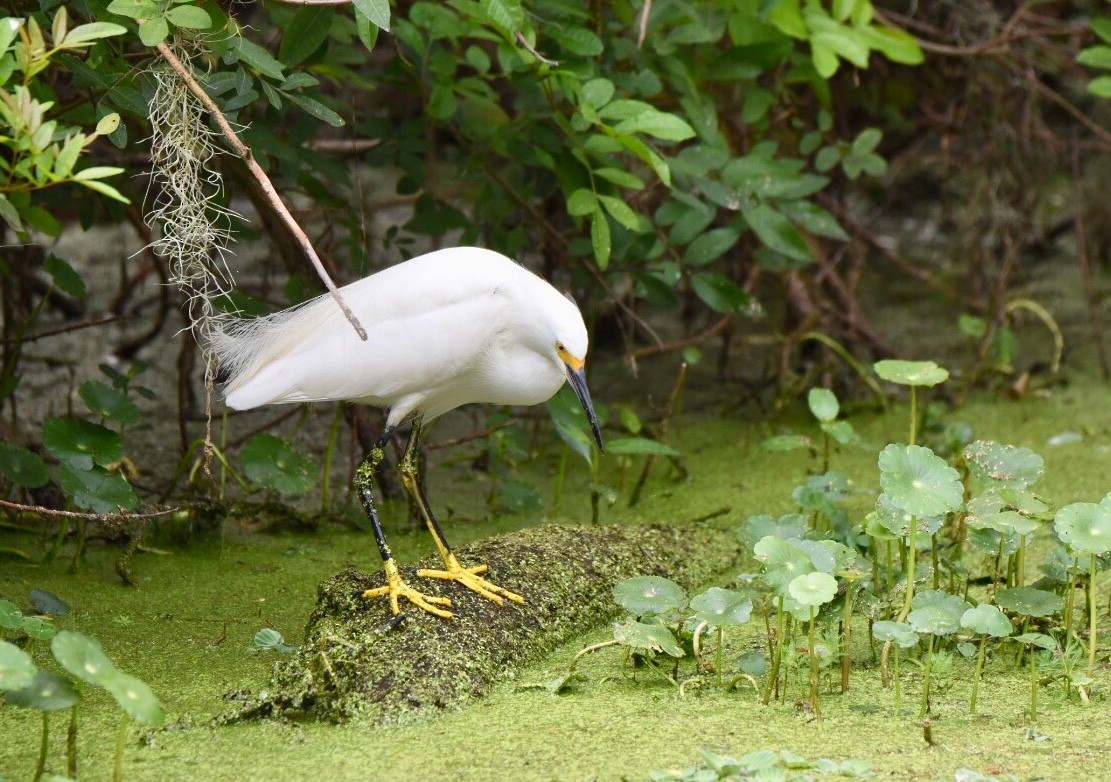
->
230, 523, 739, 723
2, 376, 1111, 780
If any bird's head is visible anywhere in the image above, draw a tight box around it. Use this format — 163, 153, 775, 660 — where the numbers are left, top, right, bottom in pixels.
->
548, 299, 604, 453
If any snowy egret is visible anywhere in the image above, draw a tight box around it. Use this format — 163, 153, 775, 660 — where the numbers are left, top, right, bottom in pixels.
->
210, 247, 604, 618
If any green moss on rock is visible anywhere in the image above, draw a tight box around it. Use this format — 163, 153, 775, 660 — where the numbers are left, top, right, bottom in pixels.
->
230, 523, 737, 724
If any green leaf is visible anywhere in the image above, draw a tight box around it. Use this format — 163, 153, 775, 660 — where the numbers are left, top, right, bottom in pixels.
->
961, 604, 1012, 638
995, 587, 1063, 618
807, 388, 838, 422
777, 200, 847, 240
592, 167, 644, 189
859, 25, 924, 65
76, 178, 130, 204
165, 5, 211, 30
690, 272, 749, 314
964, 440, 1044, 488
240, 434, 317, 496
1086, 75, 1111, 98
0, 599, 22, 630
753, 536, 813, 594
63, 21, 127, 45
101, 670, 165, 725
788, 572, 837, 607
548, 385, 595, 467
690, 588, 753, 626
43, 417, 123, 469
481, 0, 523, 33
0, 194, 22, 233
590, 207, 611, 269
737, 513, 808, 548
279, 7, 334, 66
351, 0, 390, 31
873, 359, 949, 387
0, 442, 50, 488
613, 576, 687, 616
21, 617, 56, 641
683, 227, 740, 266
597, 194, 642, 232
233, 35, 286, 79
6, 671, 79, 711
759, 435, 813, 453
1078, 45, 1111, 70
613, 110, 696, 142
1054, 502, 1111, 555
354, 9, 381, 51
252, 628, 296, 653
741, 202, 814, 264
566, 188, 598, 217
908, 590, 971, 636
0, 641, 36, 692
549, 25, 603, 56
878, 444, 963, 518
613, 618, 684, 657
105, 0, 162, 21
137, 16, 169, 46
872, 620, 919, 648
1092, 16, 1111, 44
605, 437, 679, 458
51, 631, 118, 686
58, 464, 139, 514
581, 77, 614, 108
72, 166, 126, 182
79, 381, 140, 424
286, 92, 345, 127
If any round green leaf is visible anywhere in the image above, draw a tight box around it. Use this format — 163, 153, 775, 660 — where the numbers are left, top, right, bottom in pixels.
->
995, 587, 1064, 618
689, 587, 753, 627
878, 444, 963, 518
737, 514, 808, 548
872, 620, 919, 648
788, 571, 837, 607
58, 463, 139, 514
21, 616, 56, 641
960, 604, 1012, 637
252, 628, 295, 653
6, 671, 78, 711
79, 381, 141, 425
1054, 501, 1111, 555
753, 536, 814, 594
873, 359, 949, 387
807, 388, 839, 422
101, 670, 165, 725
0, 442, 50, 488
964, 440, 1044, 489
604, 437, 680, 458
51, 630, 118, 686
613, 576, 687, 616
612, 618, 684, 657
0, 641, 37, 692
0, 599, 22, 630
42, 417, 123, 469
908, 590, 971, 636
1013, 632, 1057, 651
240, 434, 317, 496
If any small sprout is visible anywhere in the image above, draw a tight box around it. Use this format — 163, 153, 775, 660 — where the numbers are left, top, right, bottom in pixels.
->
878, 444, 963, 518
252, 628, 296, 654
0, 641, 37, 691
964, 440, 1045, 489
873, 359, 949, 387
613, 576, 687, 617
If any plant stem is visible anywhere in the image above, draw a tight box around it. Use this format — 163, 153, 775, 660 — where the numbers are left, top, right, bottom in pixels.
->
113, 713, 129, 782
716, 627, 724, 687
1089, 554, 1098, 677
809, 605, 821, 720
970, 634, 986, 714
763, 596, 785, 705
893, 646, 902, 715
883, 516, 920, 684
1029, 644, 1038, 721
920, 634, 934, 719
33, 713, 48, 782
841, 585, 853, 693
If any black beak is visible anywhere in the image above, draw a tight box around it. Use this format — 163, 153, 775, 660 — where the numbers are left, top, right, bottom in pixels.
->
566, 365, 604, 453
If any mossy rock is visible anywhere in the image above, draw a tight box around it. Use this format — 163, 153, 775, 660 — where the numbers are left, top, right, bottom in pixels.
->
229, 523, 738, 724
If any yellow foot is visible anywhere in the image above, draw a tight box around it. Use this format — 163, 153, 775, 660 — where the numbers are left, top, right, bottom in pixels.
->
417, 552, 526, 607
363, 558, 454, 619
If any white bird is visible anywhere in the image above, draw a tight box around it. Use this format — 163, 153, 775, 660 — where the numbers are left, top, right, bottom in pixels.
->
209, 247, 603, 618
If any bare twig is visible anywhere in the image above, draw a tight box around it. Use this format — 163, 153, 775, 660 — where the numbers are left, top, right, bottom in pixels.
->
154, 42, 368, 341
515, 32, 558, 66
0, 498, 180, 522
636, 0, 652, 49
3, 315, 127, 344
632, 315, 732, 360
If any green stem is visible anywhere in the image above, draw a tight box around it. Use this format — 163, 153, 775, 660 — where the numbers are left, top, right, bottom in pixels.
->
809, 605, 820, 720
970, 634, 986, 714
33, 713, 48, 782
716, 626, 724, 687
1089, 555, 1099, 677
920, 634, 934, 719
1029, 644, 1038, 721
763, 596, 785, 705
901, 517, 919, 621
114, 713, 128, 782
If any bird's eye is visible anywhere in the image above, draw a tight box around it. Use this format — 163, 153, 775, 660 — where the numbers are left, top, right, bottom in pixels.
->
557, 342, 565, 351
